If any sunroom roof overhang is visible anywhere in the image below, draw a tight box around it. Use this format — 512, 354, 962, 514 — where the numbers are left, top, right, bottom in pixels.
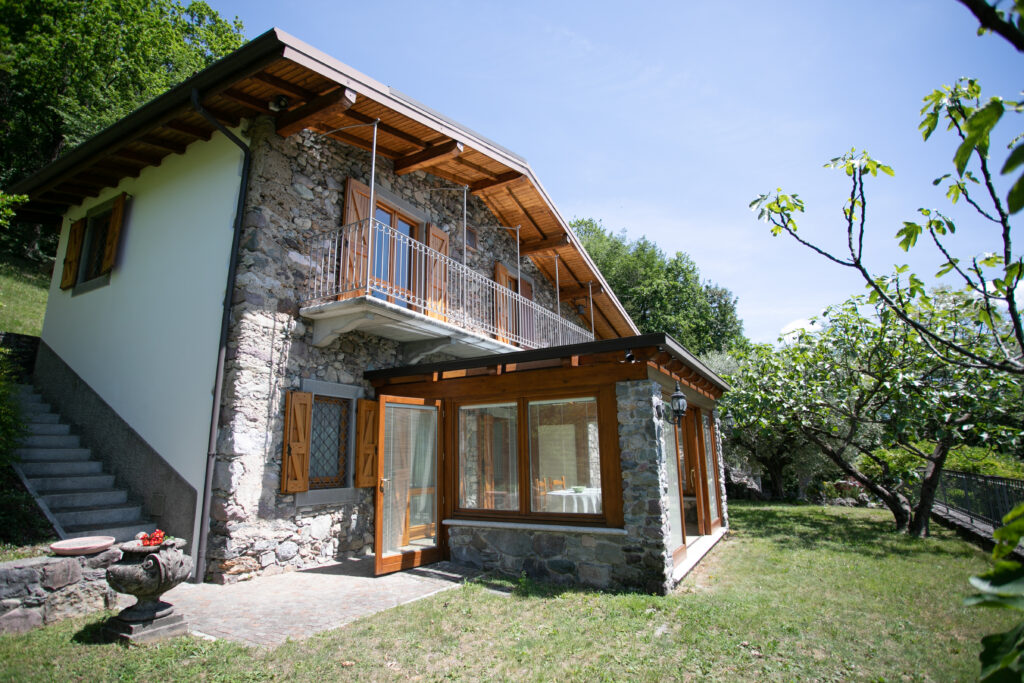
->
8, 28, 638, 341
364, 332, 730, 400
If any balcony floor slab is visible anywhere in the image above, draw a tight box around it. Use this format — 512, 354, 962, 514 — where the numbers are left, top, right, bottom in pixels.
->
300, 295, 520, 359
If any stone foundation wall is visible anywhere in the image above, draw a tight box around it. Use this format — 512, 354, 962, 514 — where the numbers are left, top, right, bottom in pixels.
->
207, 117, 576, 582
447, 525, 631, 590
0, 550, 125, 634
447, 379, 675, 594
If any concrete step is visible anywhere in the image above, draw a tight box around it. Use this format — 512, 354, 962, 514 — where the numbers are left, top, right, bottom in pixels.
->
19, 402, 52, 414
19, 459, 103, 477
29, 473, 116, 492
63, 522, 153, 543
53, 503, 143, 528
41, 488, 128, 509
17, 394, 43, 406
19, 434, 80, 448
15, 447, 91, 461
26, 423, 71, 436
25, 413, 60, 424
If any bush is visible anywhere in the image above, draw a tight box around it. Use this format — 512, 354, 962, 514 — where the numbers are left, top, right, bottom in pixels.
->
0, 350, 24, 467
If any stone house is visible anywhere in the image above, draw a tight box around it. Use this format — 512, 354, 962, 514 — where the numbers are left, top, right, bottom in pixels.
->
10, 29, 729, 594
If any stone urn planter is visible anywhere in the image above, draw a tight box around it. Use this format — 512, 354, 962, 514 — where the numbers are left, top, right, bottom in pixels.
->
103, 537, 192, 643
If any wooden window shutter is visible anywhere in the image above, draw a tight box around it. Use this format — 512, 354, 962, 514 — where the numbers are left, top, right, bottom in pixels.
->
60, 219, 86, 290
354, 398, 379, 488
343, 177, 371, 225
281, 391, 312, 493
100, 193, 127, 275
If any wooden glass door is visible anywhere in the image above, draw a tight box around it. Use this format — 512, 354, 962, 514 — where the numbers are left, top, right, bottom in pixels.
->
374, 395, 441, 575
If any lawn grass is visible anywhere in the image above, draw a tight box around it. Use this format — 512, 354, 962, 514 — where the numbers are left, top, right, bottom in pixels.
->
0, 502, 1013, 682
0, 255, 50, 337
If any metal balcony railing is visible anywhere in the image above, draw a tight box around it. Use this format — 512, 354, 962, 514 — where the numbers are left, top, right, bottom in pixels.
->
935, 470, 1024, 527
302, 218, 594, 350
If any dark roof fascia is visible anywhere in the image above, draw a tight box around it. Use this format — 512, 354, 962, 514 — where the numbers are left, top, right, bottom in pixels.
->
364, 332, 731, 393
7, 28, 289, 196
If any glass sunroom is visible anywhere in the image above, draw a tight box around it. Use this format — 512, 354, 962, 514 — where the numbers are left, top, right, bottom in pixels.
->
357, 333, 730, 592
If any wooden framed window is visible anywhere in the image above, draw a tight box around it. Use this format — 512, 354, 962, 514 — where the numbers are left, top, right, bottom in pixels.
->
453, 387, 620, 526
61, 193, 127, 291
465, 225, 478, 251
281, 381, 364, 493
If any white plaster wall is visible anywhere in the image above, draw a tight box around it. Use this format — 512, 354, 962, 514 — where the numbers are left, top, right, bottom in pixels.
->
42, 131, 246, 538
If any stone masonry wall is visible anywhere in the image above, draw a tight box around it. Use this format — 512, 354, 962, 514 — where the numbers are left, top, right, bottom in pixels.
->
714, 410, 729, 528
446, 379, 674, 594
0, 550, 125, 634
207, 117, 576, 582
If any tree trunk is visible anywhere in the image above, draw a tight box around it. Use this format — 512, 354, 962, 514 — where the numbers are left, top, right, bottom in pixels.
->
764, 461, 787, 500
910, 438, 953, 538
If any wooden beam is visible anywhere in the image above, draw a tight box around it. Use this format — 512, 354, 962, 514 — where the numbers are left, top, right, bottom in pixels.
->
54, 182, 99, 197
222, 87, 275, 115
110, 148, 164, 166
13, 209, 64, 226
66, 174, 115, 189
323, 129, 400, 158
199, 102, 241, 127
393, 140, 464, 175
93, 160, 144, 178
39, 191, 82, 204
339, 109, 428, 148
19, 201, 68, 214
276, 87, 357, 137
138, 135, 187, 155
251, 72, 317, 100
163, 120, 213, 141
520, 235, 569, 256
505, 184, 545, 238
470, 171, 524, 195
452, 156, 500, 179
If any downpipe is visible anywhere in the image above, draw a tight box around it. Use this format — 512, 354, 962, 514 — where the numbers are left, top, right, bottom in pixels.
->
190, 88, 251, 582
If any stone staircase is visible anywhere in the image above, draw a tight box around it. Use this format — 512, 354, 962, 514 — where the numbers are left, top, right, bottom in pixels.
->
12, 384, 152, 542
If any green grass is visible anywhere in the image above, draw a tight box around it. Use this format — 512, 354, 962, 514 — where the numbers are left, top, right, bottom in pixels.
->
0, 255, 50, 336
0, 503, 1013, 681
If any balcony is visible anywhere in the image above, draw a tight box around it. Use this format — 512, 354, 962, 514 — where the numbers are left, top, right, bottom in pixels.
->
298, 219, 594, 359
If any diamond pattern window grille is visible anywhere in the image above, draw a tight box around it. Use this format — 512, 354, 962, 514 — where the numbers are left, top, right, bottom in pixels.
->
310, 396, 350, 489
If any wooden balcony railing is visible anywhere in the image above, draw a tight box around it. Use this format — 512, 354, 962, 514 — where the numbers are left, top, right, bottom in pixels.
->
301, 219, 594, 350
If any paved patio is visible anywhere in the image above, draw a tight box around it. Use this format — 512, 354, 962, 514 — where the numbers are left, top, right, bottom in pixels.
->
162, 558, 478, 648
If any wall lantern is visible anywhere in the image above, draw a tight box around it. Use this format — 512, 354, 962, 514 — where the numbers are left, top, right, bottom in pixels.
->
670, 382, 688, 426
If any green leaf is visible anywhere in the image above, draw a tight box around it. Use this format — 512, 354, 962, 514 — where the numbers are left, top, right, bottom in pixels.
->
1008, 173, 1024, 214
897, 222, 922, 251
936, 259, 959, 277
979, 620, 1024, 682
971, 563, 1024, 597
1003, 143, 1024, 175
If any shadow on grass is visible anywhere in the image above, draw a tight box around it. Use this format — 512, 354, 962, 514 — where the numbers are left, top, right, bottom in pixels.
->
730, 502, 979, 560
71, 618, 110, 645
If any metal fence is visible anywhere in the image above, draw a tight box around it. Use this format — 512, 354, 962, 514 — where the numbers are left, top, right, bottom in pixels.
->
935, 470, 1024, 527
302, 218, 594, 350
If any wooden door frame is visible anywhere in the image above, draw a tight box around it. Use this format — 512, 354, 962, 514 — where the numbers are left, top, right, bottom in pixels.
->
684, 409, 711, 536
374, 395, 442, 576
698, 411, 722, 531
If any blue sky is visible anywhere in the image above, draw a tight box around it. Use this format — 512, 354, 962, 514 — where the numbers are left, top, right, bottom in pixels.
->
207, 1, 1019, 343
